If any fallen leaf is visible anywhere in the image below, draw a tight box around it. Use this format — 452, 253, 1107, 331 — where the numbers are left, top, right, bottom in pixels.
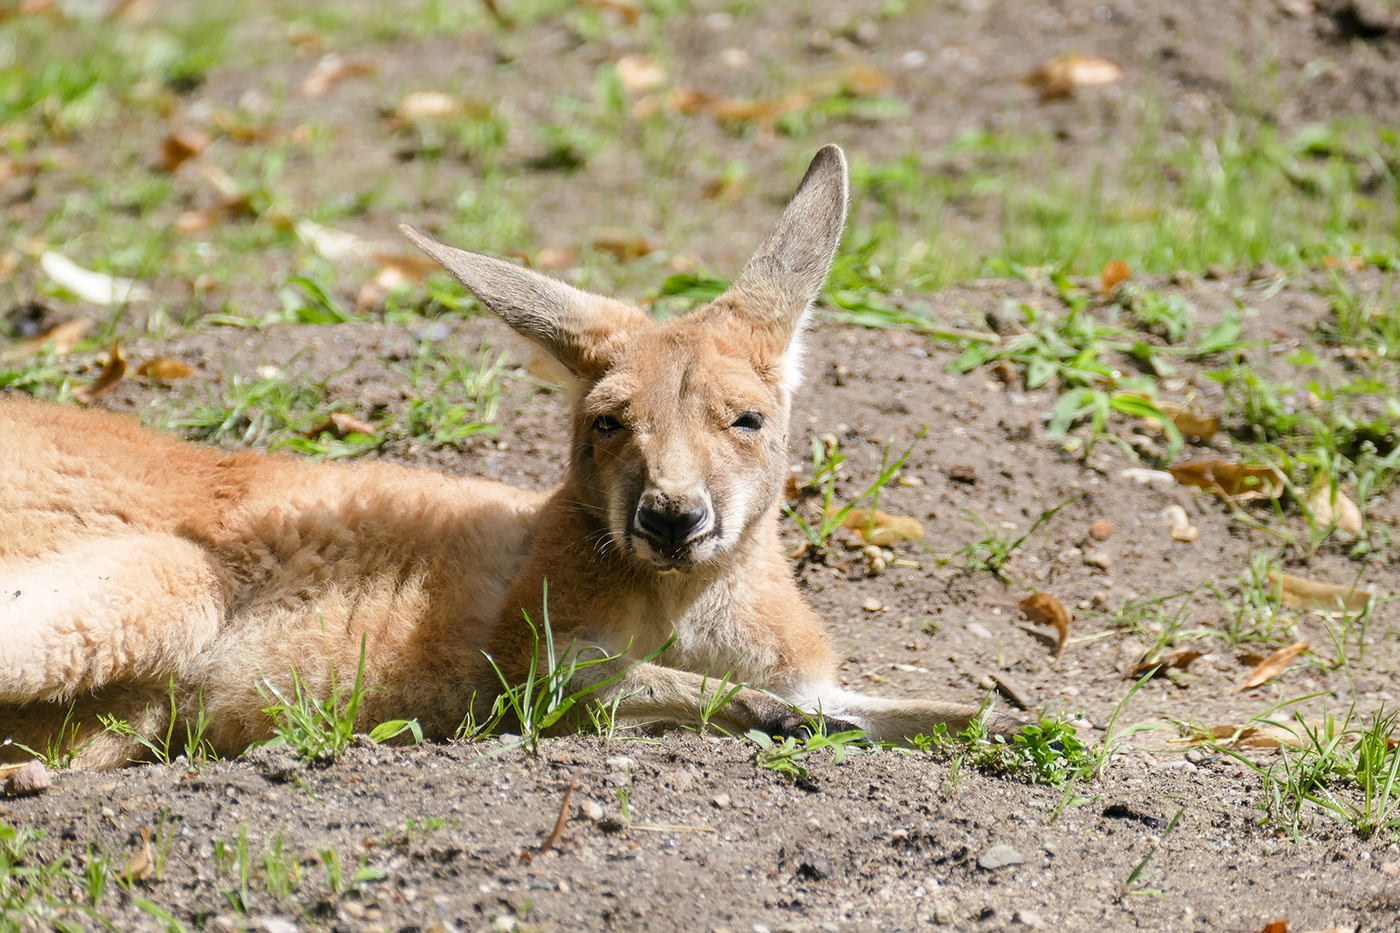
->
296, 218, 371, 262
154, 127, 212, 173
195, 164, 256, 217
135, 358, 196, 381
1100, 259, 1131, 295
208, 110, 280, 144
1161, 505, 1198, 542
592, 229, 656, 262
615, 55, 666, 94
124, 827, 155, 883
1268, 571, 1375, 614
73, 343, 126, 404
1019, 592, 1071, 660
1023, 54, 1124, 100
394, 90, 462, 122
40, 252, 150, 305
173, 210, 215, 235
1309, 484, 1364, 536
1, 316, 95, 359
1129, 645, 1207, 680
581, 0, 643, 24
1232, 641, 1309, 693
300, 54, 375, 98
307, 412, 377, 438
836, 507, 924, 546
535, 246, 578, 271
1168, 460, 1285, 501
1154, 401, 1219, 440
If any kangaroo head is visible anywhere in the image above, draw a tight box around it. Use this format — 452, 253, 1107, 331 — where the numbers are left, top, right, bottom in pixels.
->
402, 145, 848, 571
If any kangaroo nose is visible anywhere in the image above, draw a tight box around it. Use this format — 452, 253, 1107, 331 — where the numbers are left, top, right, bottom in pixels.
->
635, 503, 709, 547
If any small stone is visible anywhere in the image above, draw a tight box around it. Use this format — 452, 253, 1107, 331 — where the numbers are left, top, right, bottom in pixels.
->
977, 675, 997, 691
1381, 861, 1400, 876
249, 917, 298, 933
861, 597, 883, 612
604, 771, 629, 787
712, 793, 731, 808
978, 844, 1025, 870
341, 902, 367, 920
966, 622, 992, 639
579, 799, 604, 821
1086, 551, 1112, 571
3, 760, 51, 797
1014, 910, 1046, 929
1088, 520, 1114, 540
666, 769, 695, 792
604, 756, 634, 771
932, 900, 956, 924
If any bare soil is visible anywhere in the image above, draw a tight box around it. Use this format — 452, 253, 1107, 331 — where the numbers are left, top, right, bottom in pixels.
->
5, 1, 1400, 931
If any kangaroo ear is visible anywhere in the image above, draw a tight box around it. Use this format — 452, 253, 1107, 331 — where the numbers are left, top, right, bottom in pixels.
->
725, 144, 848, 344
400, 225, 650, 379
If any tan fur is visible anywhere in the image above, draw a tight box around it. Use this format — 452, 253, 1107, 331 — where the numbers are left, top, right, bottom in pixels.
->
1, 146, 1016, 768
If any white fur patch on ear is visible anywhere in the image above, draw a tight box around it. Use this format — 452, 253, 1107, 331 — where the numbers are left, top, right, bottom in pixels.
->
779, 303, 814, 397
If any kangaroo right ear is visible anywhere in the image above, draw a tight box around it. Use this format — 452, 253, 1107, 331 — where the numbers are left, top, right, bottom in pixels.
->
400, 225, 650, 380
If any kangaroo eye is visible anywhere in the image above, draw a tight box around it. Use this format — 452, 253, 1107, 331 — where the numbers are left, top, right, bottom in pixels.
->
731, 412, 764, 432
593, 414, 625, 435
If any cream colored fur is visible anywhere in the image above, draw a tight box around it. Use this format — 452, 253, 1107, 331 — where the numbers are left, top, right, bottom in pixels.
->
0, 145, 1018, 769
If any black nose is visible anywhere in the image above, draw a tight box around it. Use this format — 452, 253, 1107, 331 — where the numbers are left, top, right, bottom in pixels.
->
635, 504, 709, 548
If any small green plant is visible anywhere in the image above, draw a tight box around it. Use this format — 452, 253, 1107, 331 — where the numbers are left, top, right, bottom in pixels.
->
259, 634, 422, 765
9, 704, 93, 769
784, 431, 923, 550
1121, 806, 1186, 897
482, 581, 653, 756
746, 727, 868, 785
947, 497, 1075, 583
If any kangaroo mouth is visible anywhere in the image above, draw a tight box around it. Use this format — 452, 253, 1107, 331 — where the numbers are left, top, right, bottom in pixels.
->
627, 527, 720, 571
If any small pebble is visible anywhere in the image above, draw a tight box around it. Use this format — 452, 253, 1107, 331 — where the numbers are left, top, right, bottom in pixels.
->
966, 623, 992, 639
1014, 910, 1046, 929
1086, 551, 1113, 571
861, 597, 883, 612
1088, 520, 1114, 540
978, 844, 1025, 870
579, 800, 604, 821
3, 760, 51, 797
712, 793, 731, 808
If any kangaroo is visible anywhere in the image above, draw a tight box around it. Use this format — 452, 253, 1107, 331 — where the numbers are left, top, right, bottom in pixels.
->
0, 145, 1020, 769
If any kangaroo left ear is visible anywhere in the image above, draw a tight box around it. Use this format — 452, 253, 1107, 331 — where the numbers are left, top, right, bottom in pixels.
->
722, 145, 848, 349
400, 225, 652, 380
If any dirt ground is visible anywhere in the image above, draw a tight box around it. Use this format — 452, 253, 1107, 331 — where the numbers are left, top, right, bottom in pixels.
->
4, 1, 1400, 931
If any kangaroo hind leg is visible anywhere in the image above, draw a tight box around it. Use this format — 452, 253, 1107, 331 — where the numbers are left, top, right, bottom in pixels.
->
0, 534, 227, 703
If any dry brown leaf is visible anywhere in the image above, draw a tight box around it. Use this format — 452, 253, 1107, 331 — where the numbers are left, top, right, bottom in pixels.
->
2, 317, 95, 360
836, 507, 924, 546
394, 91, 462, 122
41, 252, 150, 305
296, 218, 371, 262
1019, 592, 1071, 660
1309, 484, 1364, 536
1168, 460, 1284, 501
136, 358, 196, 382
615, 55, 666, 94
592, 229, 657, 262
194, 164, 257, 217
300, 54, 376, 99
208, 111, 280, 145
1154, 401, 1219, 441
1023, 54, 1124, 100
1100, 259, 1131, 295
307, 412, 377, 438
1268, 571, 1375, 614
154, 128, 212, 173
1232, 641, 1309, 693
581, 0, 643, 24
73, 343, 126, 404
535, 247, 578, 271
1129, 646, 1206, 679
125, 827, 155, 883
707, 92, 813, 124
173, 210, 215, 235
1208, 721, 1326, 751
